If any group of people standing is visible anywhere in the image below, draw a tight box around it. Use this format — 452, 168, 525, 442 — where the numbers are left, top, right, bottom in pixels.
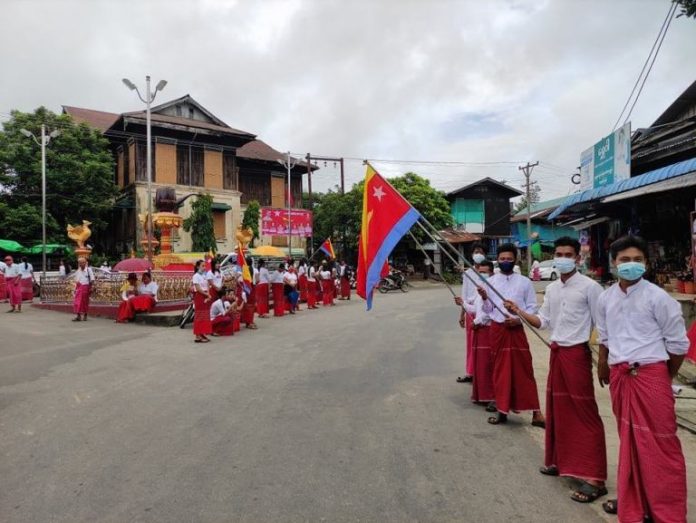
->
457, 236, 688, 522
189, 257, 353, 344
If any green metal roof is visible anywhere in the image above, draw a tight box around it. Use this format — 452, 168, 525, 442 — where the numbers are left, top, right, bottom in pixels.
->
211, 202, 232, 211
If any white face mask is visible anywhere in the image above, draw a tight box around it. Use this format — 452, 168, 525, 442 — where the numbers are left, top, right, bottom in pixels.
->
472, 253, 486, 264
553, 257, 576, 274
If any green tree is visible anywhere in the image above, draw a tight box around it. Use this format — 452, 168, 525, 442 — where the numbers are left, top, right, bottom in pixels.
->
674, 0, 696, 18
513, 180, 541, 214
389, 172, 453, 234
242, 200, 261, 246
0, 107, 117, 246
183, 193, 217, 253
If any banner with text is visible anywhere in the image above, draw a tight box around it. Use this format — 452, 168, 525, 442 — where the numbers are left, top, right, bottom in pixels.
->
261, 208, 313, 237
580, 122, 631, 190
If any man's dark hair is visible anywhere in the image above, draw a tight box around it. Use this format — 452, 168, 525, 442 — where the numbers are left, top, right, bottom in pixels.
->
554, 236, 581, 256
478, 260, 494, 272
471, 242, 485, 253
609, 235, 649, 261
497, 243, 518, 259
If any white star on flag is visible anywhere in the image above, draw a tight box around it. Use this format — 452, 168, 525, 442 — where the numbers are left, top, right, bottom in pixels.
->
373, 185, 386, 201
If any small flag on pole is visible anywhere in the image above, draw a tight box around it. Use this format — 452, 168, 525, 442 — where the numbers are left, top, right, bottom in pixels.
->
236, 245, 252, 294
356, 164, 421, 310
319, 237, 336, 259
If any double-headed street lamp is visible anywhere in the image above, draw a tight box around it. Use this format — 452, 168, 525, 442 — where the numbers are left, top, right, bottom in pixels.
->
20, 125, 60, 281
277, 152, 298, 256
122, 76, 167, 262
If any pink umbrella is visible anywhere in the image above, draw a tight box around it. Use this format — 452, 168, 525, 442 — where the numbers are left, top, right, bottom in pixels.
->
112, 258, 153, 272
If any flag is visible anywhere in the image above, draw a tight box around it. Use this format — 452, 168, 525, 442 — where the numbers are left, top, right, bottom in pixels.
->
236, 245, 252, 294
357, 164, 421, 310
319, 237, 336, 259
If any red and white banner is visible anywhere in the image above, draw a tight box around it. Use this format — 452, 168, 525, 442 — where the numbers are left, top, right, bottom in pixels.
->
261, 208, 313, 237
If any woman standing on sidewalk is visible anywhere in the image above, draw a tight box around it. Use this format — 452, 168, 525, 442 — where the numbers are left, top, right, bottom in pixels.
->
192, 260, 213, 343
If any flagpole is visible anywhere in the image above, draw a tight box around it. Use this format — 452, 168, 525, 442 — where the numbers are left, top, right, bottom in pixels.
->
408, 231, 456, 298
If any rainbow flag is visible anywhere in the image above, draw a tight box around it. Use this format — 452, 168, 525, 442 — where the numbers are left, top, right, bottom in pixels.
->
319, 237, 336, 259
236, 245, 252, 294
356, 164, 421, 310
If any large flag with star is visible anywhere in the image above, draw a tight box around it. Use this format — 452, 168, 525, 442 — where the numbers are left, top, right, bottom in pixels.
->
357, 164, 421, 310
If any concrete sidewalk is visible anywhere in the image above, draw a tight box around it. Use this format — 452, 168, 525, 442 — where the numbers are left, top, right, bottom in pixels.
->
524, 325, 696, 521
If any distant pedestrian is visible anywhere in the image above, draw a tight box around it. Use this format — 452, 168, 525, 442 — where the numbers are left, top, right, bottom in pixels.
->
596, 236, 688, 522
58, 259, 67, 277
19, 256, 34, 301
4, 255, 22, 312
423, 257, 432, 279
72, 257, 95, 321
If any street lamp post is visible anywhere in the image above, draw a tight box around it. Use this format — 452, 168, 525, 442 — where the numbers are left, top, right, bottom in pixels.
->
21, 125, 59, 282
122, 76, 167, 262
277, 152, 298, 257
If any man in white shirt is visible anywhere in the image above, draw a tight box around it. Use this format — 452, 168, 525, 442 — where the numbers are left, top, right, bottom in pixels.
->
4, 255, 23, 312
72, 257, 95, 321
478, 243, 544, 427
505, 237, 607, 503
595, 236, 688, 522
454, 242, 487, 383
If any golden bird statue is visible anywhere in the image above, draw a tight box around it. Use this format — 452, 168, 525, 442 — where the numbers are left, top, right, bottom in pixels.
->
235, 225, 254, 248
66, 220, 92, 249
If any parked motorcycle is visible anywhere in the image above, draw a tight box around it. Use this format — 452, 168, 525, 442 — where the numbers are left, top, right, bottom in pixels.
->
378, 269, 409, 293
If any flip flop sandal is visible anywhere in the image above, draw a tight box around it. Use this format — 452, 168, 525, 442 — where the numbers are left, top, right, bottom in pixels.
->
487, 413, 508, 425
602, 499, 618, 515
531, 420, 546, 429
72, 317, 82, 322
539, 465, 559, 476
456, 376, 473, 383
194, 339, 204, 343
571, 482, 608, 504
485, 402, 497, 413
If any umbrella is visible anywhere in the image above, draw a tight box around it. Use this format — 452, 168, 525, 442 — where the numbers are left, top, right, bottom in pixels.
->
112, 258, 153, 272
28, 244, 70, 255
250, 245, 286, 258
0, 239, 27, 254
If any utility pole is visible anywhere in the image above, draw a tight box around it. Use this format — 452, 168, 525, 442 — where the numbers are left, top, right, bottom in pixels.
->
277, 153, 298, 256
518, 161, 539, 271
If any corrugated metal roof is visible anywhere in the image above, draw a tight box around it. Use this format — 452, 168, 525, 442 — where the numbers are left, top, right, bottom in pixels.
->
548, 157, 696, 220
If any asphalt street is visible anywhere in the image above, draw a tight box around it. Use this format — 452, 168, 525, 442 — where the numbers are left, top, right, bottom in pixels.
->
0, 287, 607, 523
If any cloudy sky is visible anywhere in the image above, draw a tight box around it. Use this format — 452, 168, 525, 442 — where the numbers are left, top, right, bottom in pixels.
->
1, 0, 695, 199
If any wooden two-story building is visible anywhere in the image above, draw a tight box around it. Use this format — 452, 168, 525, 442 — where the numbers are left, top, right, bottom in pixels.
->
63, 95, 310, 256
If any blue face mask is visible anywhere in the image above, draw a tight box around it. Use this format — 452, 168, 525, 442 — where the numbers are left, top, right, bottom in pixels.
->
553, 257, 576, 275
616, 261, 646, 281
498, 260, 515, 273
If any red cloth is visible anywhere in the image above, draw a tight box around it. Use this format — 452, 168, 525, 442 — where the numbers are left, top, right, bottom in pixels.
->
686, 321, 696, 363
20, 278, 33, 301
490, 323, 540, 414
471, 324, 495, 403
7, 278, 22, 307
116, 300, 132, 322
340, 278, 351, 299
238, 285, 256, 325
545, 343, 607, 482
193, 292, 212, 336
272, 283, 285, 317
73, 283, 90, 314
256, 283, 269, 315
464, 312, 475, 377
610, 362, 686, 523
212, 315, 234, 336
0, 273, 7, 301
299, 274, 308, 302
321, 279, 334, 306
307, 280, 317, 308
131, 295, 156, 312
232, 312, 241, 332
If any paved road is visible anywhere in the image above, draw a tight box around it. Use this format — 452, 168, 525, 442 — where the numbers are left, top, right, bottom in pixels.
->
0, 289, 605, 522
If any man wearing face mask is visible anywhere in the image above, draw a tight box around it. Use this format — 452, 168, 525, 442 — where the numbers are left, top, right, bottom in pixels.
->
595, 235, 688, 522
454, 243, 487, 384
477, 243, 544, 427
504, 237, 607, 504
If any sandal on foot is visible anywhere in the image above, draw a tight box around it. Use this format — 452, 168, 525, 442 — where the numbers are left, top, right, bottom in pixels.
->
487, 413, 508, 425
602, 499, 617, 515
485, 402, 497, 413
571, 482, 608, 503
539, 465, 559, 476
456, 376, 473, 383
531, 419, 546, 429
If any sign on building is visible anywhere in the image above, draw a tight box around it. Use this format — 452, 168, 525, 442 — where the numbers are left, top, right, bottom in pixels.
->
580, 122, 631, 190
261, 208, 313, 237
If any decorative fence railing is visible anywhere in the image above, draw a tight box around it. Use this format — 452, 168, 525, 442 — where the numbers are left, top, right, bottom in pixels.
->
39, 271, 194, 305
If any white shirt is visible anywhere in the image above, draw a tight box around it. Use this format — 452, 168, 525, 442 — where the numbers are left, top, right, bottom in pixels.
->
58, 264, 66, 276
473, 295, 491, 326
19, 263, 33, 279
206, 270, 223, 290
74, 267, 95, 285
298, 265, 307, 277
536, 272, 602, 346
320, 270, 331, 280
138, 281, 159, 301
192, 272, 209, 291
210, 298, 230, 321
271, 270, 285, 284
482, 272, 537, 324
308, 267, 317, 282
596, 279, 689, 365
258, 267, 270, 284
5, 263, 21, 279
461, 268, 483, 314
284, 272, 298, 286
253, 267, 260, 284
0, 261, 7, 273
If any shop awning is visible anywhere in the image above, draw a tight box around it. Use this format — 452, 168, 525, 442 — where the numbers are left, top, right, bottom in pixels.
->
0, 239, 27, 253
602, 171, 696, 203
211, 202, 232, 211
548, 157, 696, 220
